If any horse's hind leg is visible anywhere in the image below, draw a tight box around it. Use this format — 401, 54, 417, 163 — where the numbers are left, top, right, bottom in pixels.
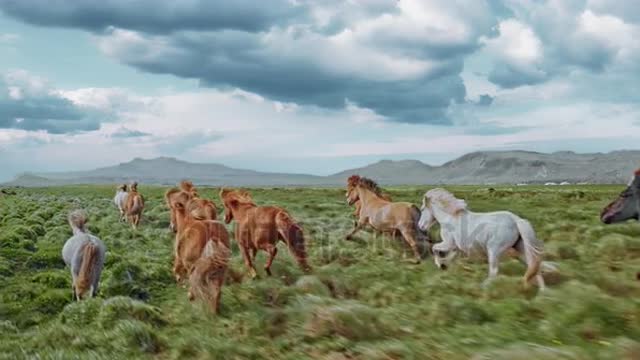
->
399, 229, 421, 264
213, 280, 222, 314
264, 245, 278, 276
240, 245, 258, 279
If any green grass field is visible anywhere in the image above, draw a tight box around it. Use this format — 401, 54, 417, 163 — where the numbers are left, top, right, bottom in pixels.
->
1, 185, 639, 359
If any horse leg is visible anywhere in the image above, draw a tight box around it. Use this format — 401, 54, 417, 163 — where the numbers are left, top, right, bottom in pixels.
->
240, 245, 258, 279
264, 245, 278, 276
346, 219, 367, 240
400, 229, 421, 264
213, 281, 222, 314
483, 249, 500, 288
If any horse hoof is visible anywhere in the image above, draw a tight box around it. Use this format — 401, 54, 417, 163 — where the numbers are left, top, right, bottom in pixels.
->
345, 236, 352, 241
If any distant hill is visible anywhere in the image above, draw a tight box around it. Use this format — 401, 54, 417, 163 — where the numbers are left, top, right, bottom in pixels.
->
4, 150, 639, 187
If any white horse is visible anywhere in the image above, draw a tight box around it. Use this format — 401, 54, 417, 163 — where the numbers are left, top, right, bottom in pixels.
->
418, 188, 547, 290
114, 184, 128, 222
62, 210, 107, 300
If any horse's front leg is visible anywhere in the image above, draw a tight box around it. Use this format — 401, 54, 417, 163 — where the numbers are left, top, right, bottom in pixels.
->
345, 218, 368, 240
483, 248, 500, 288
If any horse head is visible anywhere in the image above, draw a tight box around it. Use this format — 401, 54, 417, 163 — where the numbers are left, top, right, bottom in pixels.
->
219, 188, 254, 224
346, 185, 359, 205
418, 194, 436, 231
601, 169, 640, 224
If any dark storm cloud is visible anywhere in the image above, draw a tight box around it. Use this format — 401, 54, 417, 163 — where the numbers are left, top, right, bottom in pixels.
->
0, 0, 305, 33
0, 0, 493, 124
0, 82, 104, 134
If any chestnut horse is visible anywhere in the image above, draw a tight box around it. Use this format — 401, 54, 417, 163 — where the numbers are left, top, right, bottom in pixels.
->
124, 182, 145, 229
346, 178, 429, 263
172, 200, 229, 284
165, 181, 217, 232
188, 239, 231, 314
220, 188, 311, 278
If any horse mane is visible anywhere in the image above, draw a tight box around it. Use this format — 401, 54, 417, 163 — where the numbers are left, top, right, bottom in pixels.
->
426, 188, 467, 215
130, 181, 138, 192
358, 177, 385, 197
347, 175, 361, 187
219, 188, 255, 206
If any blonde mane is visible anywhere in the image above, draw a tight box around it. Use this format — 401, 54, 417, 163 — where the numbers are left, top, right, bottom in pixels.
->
425, 188, 467, 215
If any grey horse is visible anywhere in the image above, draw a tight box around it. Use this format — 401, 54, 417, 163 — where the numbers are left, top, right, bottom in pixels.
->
601, 170, 640, 224
62, 210, 107, 301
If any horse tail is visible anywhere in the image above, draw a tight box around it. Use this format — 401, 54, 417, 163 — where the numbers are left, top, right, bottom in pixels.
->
189, 239, 230, 314
276, 211, 311, 273
515, 218, 543, 286
76, 242, 98, 298
68, 209, 88, 234
130, 194, 144, 214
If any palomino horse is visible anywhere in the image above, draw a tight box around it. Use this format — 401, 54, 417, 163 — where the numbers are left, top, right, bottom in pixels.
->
601, 169, 640, 224
172, 200, 229, 285
113, 184, 128, 222
165, 181, 217, 232
220, 188, 311, 278
345, 178, 429, 264
124, 182, 145, 229
419, 188, 547, 290
62, 210, 107, 300
188, 239, 231, 314
347, 175, 393, 222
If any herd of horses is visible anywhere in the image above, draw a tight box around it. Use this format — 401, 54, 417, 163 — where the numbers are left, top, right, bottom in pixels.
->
61, 169, 640, 314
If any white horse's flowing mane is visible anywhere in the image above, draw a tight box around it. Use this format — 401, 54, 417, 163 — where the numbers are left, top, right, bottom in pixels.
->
425, 188, 467, 215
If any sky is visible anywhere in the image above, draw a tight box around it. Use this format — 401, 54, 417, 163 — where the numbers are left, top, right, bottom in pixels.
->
0, 0, 639, 181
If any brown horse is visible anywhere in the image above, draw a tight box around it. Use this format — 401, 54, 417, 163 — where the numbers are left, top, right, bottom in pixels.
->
165, 181, 217, 232
172, 200, 229, 284
346, 179, 429, 263
347, 175, 393, 220
347, 175, 397, 237
188, 239, 230, 314
124, 182, 145, 229
220, 188, 311, 278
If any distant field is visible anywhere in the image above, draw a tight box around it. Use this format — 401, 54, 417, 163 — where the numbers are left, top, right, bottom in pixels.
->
1, 185, 639, 359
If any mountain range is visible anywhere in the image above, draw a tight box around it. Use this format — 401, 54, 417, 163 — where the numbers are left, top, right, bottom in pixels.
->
4, 150, 639, 187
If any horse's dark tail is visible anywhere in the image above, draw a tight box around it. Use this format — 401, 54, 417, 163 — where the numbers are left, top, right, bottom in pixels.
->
276, 211, 311, 273
76, 242, 98, 299
189, 240, 230, 314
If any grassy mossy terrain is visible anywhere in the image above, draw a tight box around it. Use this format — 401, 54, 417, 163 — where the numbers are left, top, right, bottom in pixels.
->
0, 185, 639, 359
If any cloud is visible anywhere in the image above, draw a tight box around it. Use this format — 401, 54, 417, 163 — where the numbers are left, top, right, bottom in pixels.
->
0, 70, 113, 134
481, 1, 640, 88
1, 0, 501, 124
110, 127, 149, 138
0, 0, 305, 33
0, 33, 19, 43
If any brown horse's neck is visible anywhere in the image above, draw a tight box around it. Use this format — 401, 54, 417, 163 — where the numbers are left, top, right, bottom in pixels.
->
230, 202, 256, 220
357, 186, 386, 208
174, 208, 190, 234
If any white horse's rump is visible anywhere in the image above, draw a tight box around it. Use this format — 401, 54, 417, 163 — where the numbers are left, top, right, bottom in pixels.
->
419, 188, 547, 290
62, 210, 107, 300
114, 184, 128, 222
